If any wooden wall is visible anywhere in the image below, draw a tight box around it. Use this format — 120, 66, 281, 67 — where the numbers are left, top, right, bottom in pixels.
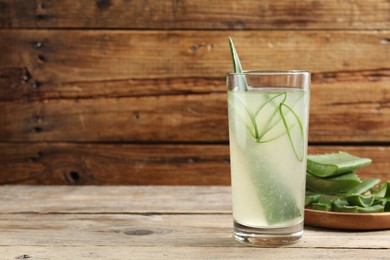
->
0, 0, 389, 185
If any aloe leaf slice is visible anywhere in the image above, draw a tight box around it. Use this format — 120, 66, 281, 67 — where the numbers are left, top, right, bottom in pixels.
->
346, 178, 381, 195
318, 194, 345, 203
333, 199, 358, 213
228, 93, 259, 139
279, 103, 305, 161
357, 204, 384, 213
228, 37, 247, 91
307, 152, 372, 178
306, 172, 361, 194
374, 198, 390, 212
305, 194, 321, 207
372, 183, 387, 198
384, 200, 390, 212
385, 181, 390, 197
333, 199, 383, 213
259, 92, 305, 142
346, 194, 375, 207
312, 202, 332, 211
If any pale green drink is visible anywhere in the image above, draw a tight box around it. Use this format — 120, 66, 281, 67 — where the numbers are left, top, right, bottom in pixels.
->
228, 87, 309, 228
227, 70, 310, 246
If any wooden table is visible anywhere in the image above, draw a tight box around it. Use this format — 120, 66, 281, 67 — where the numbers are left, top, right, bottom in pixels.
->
0, 186, 389, 259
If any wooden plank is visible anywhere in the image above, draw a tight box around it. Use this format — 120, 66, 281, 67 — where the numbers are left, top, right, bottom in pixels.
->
0, 94, 229, 142
1, 66, 390, 103
0, 144, 388, 185
1, 0, 390, 29
1, 30, 390, 82
0, 90, 389, 142
0, 214, 389, 249
0, 246, 388, 260
0, 186, 232, 213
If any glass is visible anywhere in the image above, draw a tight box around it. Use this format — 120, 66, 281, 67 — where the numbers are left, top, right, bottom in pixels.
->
227, 70, 310, 246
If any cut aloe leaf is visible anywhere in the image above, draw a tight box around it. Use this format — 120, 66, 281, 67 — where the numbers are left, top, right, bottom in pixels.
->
318, 194, 345, 203
346, 178, 381, 195
233, 137, 301, 225
255, 92, 288, 142
228, 93, 259, 140
306, 172, 361, 194
385, 181, 390, 197
259, 92, 305, 142
372, 183, 387, 198
374, 198, 390, 212
228, 37, 247, 91
357, 204, 384, 213
333, 199, 358, 213
346, 194, 374, 207
312, 202, 332, 211
333, 200, 384, 213
307, 152, 372, 178
385, 200, 390, 212
279, 103, 304, 161
305, 194, 321, 207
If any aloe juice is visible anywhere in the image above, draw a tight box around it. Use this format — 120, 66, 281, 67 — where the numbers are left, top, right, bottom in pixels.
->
228, 87, 309, 228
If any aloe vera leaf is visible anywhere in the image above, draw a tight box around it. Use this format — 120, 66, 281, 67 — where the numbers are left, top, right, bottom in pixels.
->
318, 194, 345, 203
373, 198, 390, 212
346, 178, 381, 195
372, 183, 387, 198
307, 152, 372, 178
385, 181, 390, 197
228, 37, 247, 91
254, 92, 287, 141
227, 100, 255, 138
357, 204, 384, 213
279, 103, 305, 161
333, 202, 383, 213
333, 200, 358, 213
254, 92, 286, 117
385, 200, 390, 212
254, 92, 287, 135
305, 194, 321, 207
346, 194, 375, 207
306, 172, 361, 194
312, 202, 332, 211
228, 93, 257, 139
259, 92, 305, 142
373, 198, 386, 206
231, 136, 301, 225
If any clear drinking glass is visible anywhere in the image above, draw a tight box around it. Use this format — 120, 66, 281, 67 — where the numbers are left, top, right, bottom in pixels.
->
227, 71, 310, 246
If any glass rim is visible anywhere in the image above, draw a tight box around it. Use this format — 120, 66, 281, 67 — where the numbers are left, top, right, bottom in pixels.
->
227, 70, 310, 76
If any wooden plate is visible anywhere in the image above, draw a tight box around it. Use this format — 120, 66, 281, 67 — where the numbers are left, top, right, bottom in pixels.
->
304, 209, 390, 230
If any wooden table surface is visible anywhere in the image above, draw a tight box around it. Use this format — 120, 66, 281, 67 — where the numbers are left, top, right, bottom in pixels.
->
0, 186, 389, 259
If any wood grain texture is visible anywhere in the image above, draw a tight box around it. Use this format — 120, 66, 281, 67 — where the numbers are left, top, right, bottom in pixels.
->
0, 186, 232, 213
1, 30, 390, 82
1, 246, 389, 259
0, 30, 389, 142
0, 90, 389, 142
0, 214, 389, 249
0, 186, 388, 260
0, 186, 388, 259
1, 0, 390, 29
0, 144, 388, 185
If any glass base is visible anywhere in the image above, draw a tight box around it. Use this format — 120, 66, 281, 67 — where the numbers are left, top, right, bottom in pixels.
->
233, 220, 303, 247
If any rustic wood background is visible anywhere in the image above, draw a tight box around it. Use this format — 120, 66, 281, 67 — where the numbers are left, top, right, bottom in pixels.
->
0, 0, 389, 185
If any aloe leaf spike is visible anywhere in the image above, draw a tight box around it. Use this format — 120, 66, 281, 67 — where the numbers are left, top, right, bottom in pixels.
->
228, 37, 248, 91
